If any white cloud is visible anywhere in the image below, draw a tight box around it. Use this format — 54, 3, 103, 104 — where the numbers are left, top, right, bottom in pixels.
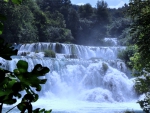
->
77, 2, 85, 6
108, 1, 125, 8
71, 0, 128, 8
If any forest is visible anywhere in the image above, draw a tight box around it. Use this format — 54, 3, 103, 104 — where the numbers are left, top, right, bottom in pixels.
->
1, 0, 150, 113
0, 0, 130, 46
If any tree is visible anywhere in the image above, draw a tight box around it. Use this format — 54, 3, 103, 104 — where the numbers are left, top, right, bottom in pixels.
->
36, 0, 74, 43
108, 18, 131, 38
86, 0, 110, 45
96, 0, 110, 25
0, 0, 51, 112
66, 8, 79, 41
59, 0, 72, 20
0, 0, 38, 43
36, 0, 71, 13
78, 3, 93, 19
128, 0, 150, 112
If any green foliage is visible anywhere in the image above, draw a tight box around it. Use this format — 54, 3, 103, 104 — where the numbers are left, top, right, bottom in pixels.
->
66, 8, 79, 38
137, 98, 150, 113
134, 70, 150, 113
35, 0, 74, 43
0, 14, 6, 35
46, 27, 73, 43
128, 0, 150, 64
118, 28, 133, 46
0, 58, 51, 112
108, 4, 129, 20
96, 0, 110, 25
11, 0, 22, 4
0, 0, 74, 43
44, 50, 56, 58
0, 37, 17, 60
117, 46, 137, 69
0, 0, 129, 46
0, 0, 38, 43
130, 52, 143, 74
102, 63, 108, 72
78, 3, 93, 19
36, 0, 71, 13
128, 0, 150, 73
134, 74, 150, 94
128, 0, 150, 112
107, 18, 131, 38
0, 1, 51, 112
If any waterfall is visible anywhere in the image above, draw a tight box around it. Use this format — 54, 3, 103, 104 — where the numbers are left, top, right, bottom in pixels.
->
17, 42, 126, 60
2, 38, 142, 113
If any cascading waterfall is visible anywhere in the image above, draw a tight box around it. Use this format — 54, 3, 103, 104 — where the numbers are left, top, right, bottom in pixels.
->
18, 42, 126, 60
1, 38, 142, 113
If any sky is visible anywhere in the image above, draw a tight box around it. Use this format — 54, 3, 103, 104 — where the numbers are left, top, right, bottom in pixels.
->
71, 0, 129, 9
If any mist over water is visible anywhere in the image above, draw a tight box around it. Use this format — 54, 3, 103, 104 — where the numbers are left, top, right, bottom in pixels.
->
1, 38, 142, 113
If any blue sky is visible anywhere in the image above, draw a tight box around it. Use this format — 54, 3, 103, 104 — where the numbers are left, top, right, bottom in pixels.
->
71, 0, 129, 8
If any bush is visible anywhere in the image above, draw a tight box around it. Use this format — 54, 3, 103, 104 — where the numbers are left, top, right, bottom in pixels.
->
44, 50, 56, 58
102, 63, 108, 72
117, 46, 137, 69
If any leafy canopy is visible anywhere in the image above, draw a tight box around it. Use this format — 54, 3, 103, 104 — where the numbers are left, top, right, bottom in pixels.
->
0, 0, 51, 112
128, 0, 150, 112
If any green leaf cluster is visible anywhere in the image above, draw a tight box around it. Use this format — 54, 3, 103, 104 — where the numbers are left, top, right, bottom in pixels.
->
0, 0, 130, 46
128, 0, 150, 73
0, 39, 51, 112
117, 45, 137, 69
0, 59, 51, 112
0, 1, 51, 112
128, 0, 150, 112
0, 0, 73, 43
44, 50, 56, 58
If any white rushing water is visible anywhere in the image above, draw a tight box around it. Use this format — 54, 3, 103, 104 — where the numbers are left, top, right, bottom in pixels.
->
1, 38, 142, 113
